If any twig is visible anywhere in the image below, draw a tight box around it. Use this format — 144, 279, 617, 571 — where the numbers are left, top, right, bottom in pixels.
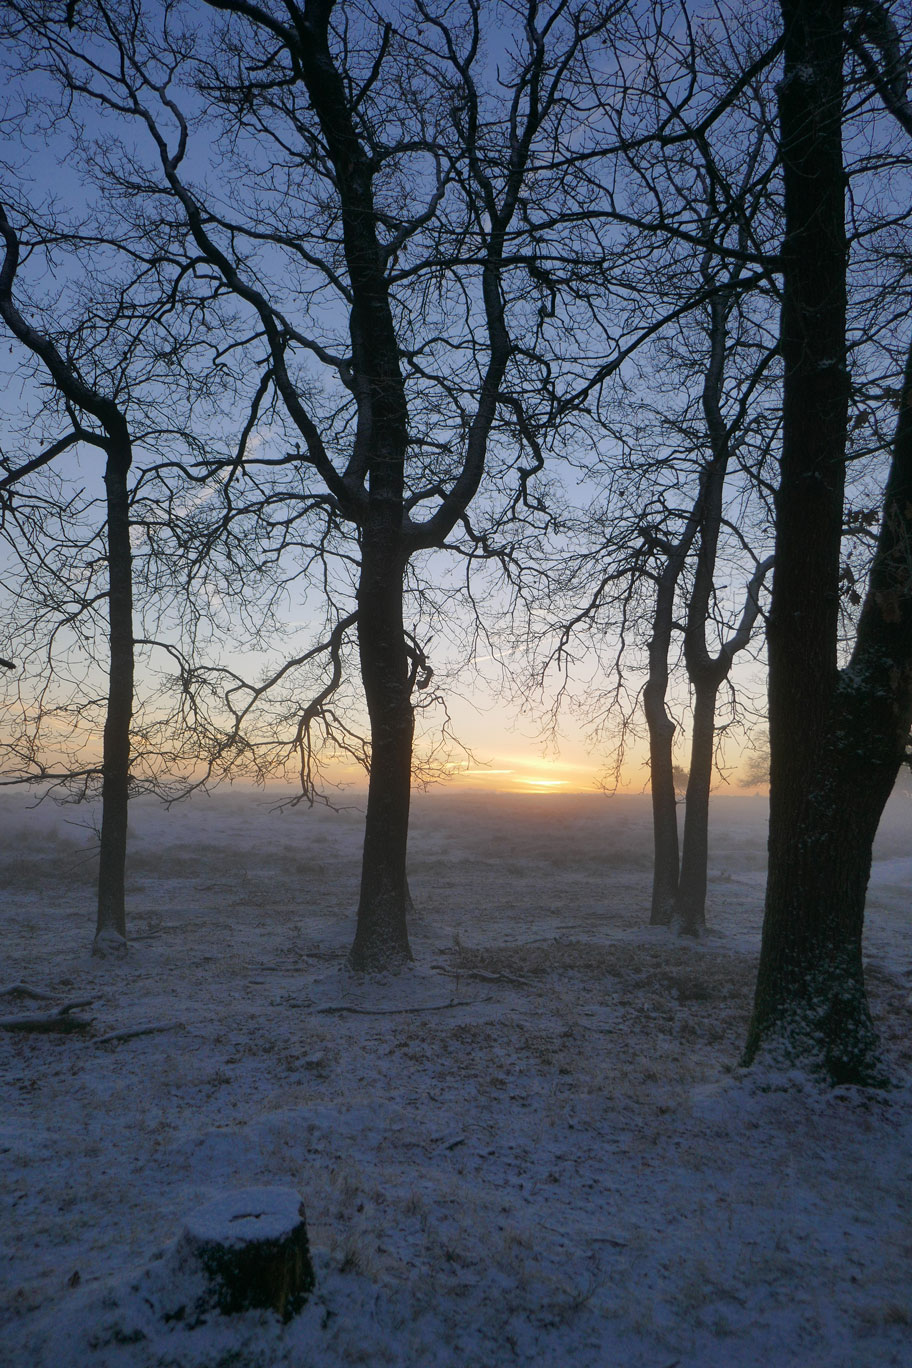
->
541, 1224, 628, 1248
313, 998, 484, 1016
95, 1021, 185, 1046
438, 1134, 467, 1151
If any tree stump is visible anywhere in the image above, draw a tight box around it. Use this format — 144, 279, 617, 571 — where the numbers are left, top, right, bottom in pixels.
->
176, 1188, 314, 1321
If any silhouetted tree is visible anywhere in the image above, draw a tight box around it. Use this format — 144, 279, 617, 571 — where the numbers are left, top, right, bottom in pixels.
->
8, 0, 621, 969
540, 10, 780, 930
0, 183, 238, 951
0, 207, 139, 953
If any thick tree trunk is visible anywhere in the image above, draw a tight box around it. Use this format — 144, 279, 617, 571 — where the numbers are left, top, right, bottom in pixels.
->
348, 532, 414, 972
765, 0, 848, 856
745, 746, 893, 1082
745, 0, 898, 1081
643, 677, 679, 925
746, 331, 912, 1079
94, 436, 134, 954
675, 677, 720, 936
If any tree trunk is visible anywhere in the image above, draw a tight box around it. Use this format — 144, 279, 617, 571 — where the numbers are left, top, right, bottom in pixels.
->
675, 289, 730, 938
94, 436, 134, 954
348, 531, 414, 971
675, 676, 720, 936
745, 747, 892, 1082
643, 676, 680, 925
746, 329, 912, 1080
642, 522, 701, 925
744, 0, 892, 1081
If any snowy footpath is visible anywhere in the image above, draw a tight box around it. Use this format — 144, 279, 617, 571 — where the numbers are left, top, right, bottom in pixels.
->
1, 789, 911, 1368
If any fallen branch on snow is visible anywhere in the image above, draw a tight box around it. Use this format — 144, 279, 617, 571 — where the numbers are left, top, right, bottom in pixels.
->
0, 983, 54, 1001
95, 1021, 185, 1046
313, 998, 484, 1016
0, 999, 94, 1034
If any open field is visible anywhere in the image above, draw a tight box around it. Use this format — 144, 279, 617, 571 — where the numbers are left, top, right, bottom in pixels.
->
1, 788, 911, 1367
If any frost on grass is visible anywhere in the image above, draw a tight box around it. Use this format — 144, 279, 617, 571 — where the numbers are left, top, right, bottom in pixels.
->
1, 788, 911, 1368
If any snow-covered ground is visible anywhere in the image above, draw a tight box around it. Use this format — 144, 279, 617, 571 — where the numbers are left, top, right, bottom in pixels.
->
1, 788, 910, 1367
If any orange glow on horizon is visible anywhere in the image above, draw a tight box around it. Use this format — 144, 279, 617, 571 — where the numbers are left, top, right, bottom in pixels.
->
447, 753, 610, 794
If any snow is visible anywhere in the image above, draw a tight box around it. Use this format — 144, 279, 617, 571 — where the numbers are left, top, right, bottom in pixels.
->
181, 1189, 307, 1246
1, 788, 911, 1367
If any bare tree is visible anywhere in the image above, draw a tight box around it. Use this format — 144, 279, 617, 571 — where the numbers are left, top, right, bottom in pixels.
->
0, 171, 240, 951
6, 0, 625, 970
0, 207, 139, 953
673, 280, 775, 935
537, 10, 781, 931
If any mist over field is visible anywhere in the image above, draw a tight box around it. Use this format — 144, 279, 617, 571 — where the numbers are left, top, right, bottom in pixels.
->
2, 788, 911, 1368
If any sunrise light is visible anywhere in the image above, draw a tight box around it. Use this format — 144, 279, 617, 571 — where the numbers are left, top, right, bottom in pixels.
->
450, 752, 603, 793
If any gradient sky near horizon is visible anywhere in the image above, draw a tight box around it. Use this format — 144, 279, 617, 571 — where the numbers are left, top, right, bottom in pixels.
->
318, 682, 767, 797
